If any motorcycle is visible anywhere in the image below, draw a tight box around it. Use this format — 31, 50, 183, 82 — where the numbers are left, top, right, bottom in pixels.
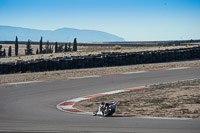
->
93, 102, 117, 117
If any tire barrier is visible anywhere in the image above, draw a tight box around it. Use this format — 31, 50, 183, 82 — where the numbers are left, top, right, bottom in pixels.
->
0, 46, 200, 74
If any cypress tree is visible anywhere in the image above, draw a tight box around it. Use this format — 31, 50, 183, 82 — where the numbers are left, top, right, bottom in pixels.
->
8, 46, 12, 57
25, 40, 33, 55
64, 43, 68, 52
72, 38, 77, 51
55, 42, 58, 53
3, 48, 6, 57
36, 48, 39, 54
39, 36, 43, 54
15, 36, 19, 56
0, 45, 2, 57
68, 42, 71, 51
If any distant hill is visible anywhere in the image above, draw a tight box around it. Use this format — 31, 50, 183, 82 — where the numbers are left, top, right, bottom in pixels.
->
0, 25, 124, 42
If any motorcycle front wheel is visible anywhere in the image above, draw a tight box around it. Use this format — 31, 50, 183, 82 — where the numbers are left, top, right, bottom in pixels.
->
103, 109, 112, 117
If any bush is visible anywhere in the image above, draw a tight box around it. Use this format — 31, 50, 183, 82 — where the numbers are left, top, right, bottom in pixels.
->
25, 40, 33, 55
114, 45, 121, 50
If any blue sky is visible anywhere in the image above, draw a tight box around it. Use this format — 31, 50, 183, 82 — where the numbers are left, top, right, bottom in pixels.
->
0, 0, 200, 41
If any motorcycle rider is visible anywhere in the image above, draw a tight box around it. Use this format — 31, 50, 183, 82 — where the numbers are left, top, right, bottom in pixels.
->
93, 102, 117, 116
93, 102, 104, 116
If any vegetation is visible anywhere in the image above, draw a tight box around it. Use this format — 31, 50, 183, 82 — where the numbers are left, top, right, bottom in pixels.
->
36, 48, 39, 54
44, 40, 49, 54
73, 38, 77, 51
68, 42, 72, 51
0, 37, 78, 58
15, 36, 19, 56
0, 45, 6, 57
57, 44, 64, 53
3, 48, 6, 57
64, 43, 68, 52
39, 36, 43, 54
114, 45, 121, 50
44, 40, 53, 54
25, 40, 33, 55
8, 46, 12, 57
55, 42, 58, 53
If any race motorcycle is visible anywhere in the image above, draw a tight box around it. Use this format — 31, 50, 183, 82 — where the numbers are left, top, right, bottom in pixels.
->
93, 102, 117, 117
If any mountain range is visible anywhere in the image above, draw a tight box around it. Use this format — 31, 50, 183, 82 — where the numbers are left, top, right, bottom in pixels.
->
0, 25, 124, 42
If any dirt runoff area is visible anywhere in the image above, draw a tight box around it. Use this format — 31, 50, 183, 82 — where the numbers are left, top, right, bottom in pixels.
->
1, 60, 200, 83
74, 79, 200, 119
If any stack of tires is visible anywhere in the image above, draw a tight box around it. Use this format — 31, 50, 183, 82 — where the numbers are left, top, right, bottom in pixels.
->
0, 46, 199, 74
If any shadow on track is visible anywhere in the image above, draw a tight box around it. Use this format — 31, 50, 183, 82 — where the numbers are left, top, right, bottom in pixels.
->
110, 114, 137, 117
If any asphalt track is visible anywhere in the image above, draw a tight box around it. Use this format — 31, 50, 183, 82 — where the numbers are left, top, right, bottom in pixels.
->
0, 67, 200, 133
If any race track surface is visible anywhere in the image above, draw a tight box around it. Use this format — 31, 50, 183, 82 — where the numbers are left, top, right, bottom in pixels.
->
0, 67, 200, 133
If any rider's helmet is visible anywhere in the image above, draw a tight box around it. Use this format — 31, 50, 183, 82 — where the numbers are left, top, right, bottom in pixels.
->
105, 103, 109, 106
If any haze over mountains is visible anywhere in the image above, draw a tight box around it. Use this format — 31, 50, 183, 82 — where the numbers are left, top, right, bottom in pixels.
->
0, 25, 124, 42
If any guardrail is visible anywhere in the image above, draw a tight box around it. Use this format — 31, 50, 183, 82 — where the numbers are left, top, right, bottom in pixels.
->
0, 46, 200, 74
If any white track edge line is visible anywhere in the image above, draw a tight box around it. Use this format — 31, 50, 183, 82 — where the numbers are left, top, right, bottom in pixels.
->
123, 71, 147, 74
0, 130, 61, 133
7, 81, 42, 85
68, 97, 90, 102
142, 116, 192, 120
167, 67, 190, 70
69, 75, 101, 79
101, 90, 128, 95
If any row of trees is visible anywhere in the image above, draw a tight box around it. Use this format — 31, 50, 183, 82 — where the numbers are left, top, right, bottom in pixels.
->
0, 45, 6, 57
36, 37, 77, 55
1, 36, 78, 57
0, 36, 18, 57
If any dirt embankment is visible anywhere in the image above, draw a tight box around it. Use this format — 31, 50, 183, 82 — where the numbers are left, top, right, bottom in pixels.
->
74, 79, 200, 118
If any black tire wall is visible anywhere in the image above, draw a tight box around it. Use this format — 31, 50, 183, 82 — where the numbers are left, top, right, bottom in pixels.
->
0, 46, 200, 74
